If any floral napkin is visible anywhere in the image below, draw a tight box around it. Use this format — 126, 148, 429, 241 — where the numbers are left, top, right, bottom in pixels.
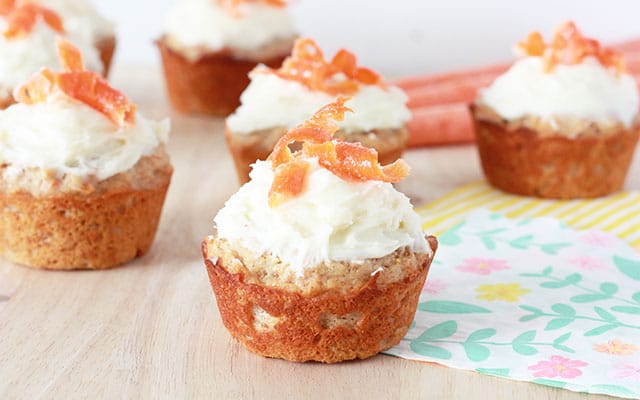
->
384, 209, 640, 399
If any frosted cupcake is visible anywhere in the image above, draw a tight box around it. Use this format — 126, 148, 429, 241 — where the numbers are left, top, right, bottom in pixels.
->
158, 0, 296, 116
472, 21, 640, 198
0, 38, 172, 270
32, 0, 116, 74
0, 0, 104, 108
203, 98, 437, 363
225, 37, 411, 184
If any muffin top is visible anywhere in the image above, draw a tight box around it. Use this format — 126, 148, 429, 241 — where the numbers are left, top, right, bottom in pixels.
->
227, 37, 411, 134
0, 1, 103, 98
163, 0, 295, 60
215, 98, 428, 276
29, 0, 114, 43
0, 38, 168, 182
476, 21, 639, 134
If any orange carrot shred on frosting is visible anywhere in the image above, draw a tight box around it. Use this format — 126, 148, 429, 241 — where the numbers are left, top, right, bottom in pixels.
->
267, 97, 410, 207
268, 37, 384, 95
0, 0, 15, 15
517, 21, 626, 73
13, 37, 136, 126
2, 2, 65, 39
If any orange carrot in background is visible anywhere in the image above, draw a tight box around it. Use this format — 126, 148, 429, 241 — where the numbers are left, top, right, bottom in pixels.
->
406, 103, 474, 147
394, 63, 509, 92
404, 71, 499, 108
399, 37, 640, 148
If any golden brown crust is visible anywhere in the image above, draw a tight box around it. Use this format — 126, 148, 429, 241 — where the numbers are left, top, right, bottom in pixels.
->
0, 154, 173, 270
157, 37, 289, 116
202, 236, 437, 363
209, 236, 430, 296
224, 125, 408, 184
471, 104, 640, 199
1, 147, 172, 196
96, 35, 117, 77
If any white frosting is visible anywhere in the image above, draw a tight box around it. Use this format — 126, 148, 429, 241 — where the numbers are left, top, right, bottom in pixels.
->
226, 71, 411, 133
478, 56, 639, 127
0, 92, 169, 180
0, 19, 103, 97
214, 158, 429, 275
31, 0, 115, 43
163, 0, 295, 52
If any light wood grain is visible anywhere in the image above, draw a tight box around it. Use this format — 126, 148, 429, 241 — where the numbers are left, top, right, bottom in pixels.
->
0, 65, 636, 400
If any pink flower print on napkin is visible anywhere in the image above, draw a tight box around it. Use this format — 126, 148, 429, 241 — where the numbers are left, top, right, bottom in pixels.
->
579, 231, 618, 248
528, 355, 588, 379
593, 339, 639, 356
422, 278, 447, 295
456, 257, 510, 275
567, 256, 607, 271
613, 364, 640, 382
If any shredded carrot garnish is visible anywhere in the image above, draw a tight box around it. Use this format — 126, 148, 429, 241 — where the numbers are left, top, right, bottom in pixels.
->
13, 37, 136, 126
0, 0, 15, 16
1, 1, 64, 39
267, 97, 410, 207
219, 0, 286, 17
517, 21, 626, 73
264, 37, 384, 95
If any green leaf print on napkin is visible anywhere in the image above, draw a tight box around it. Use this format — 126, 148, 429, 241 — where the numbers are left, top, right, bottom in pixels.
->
416, 320, 457, 341
475, 368, 510, 378
418, 301, 492, 314
521, 267, 640, 306
532, 379, 567, 389
614, 255, 640, 280
409, 342, 452, 360
408, 323, 575, 362
386, 209, 640, 399
410, 320, 457, 360
518, 303, 640, 336
438, 221, 465, 246
590, 384, 638, 397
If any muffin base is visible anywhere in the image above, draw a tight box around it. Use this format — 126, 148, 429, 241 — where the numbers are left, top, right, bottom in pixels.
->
203, 236, 437, 363
472, 107, 640, 199
157, 38, 288, 116
225, 125, 409, 184
0, 168, 172, 270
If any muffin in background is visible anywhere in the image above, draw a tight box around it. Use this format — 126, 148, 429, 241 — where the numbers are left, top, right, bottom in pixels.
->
31, 0, 117, 75
0, 38, 172, 270
225, 37, 411, 184
472, 21, 639, 199
157, 0, 296, 116
203, 98, 437, 363
0, 1, 105, 108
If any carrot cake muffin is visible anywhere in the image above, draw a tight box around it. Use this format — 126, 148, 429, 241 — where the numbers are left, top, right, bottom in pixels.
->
32, 0, 116, 75
158, 0, 296, 116
0, 38, 172, 270
0, 0, 104, 108
472, 21, 640, 198
225, 37, 411, 184
203, 98, 437, 363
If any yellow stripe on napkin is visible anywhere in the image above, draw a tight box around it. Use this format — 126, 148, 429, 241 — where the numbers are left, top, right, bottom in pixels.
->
418, 182, 640, 247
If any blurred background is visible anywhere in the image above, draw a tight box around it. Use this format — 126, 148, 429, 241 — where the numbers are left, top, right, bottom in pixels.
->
97, 0, 640, 77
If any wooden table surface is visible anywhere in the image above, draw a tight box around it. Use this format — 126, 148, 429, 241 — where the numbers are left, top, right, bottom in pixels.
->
1, 65, 637, 400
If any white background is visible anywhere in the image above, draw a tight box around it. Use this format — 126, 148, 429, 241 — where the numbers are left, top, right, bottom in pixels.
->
96, 0, 640, 77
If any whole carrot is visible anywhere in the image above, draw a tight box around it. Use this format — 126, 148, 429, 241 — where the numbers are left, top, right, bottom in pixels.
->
406, 103, 474, 147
